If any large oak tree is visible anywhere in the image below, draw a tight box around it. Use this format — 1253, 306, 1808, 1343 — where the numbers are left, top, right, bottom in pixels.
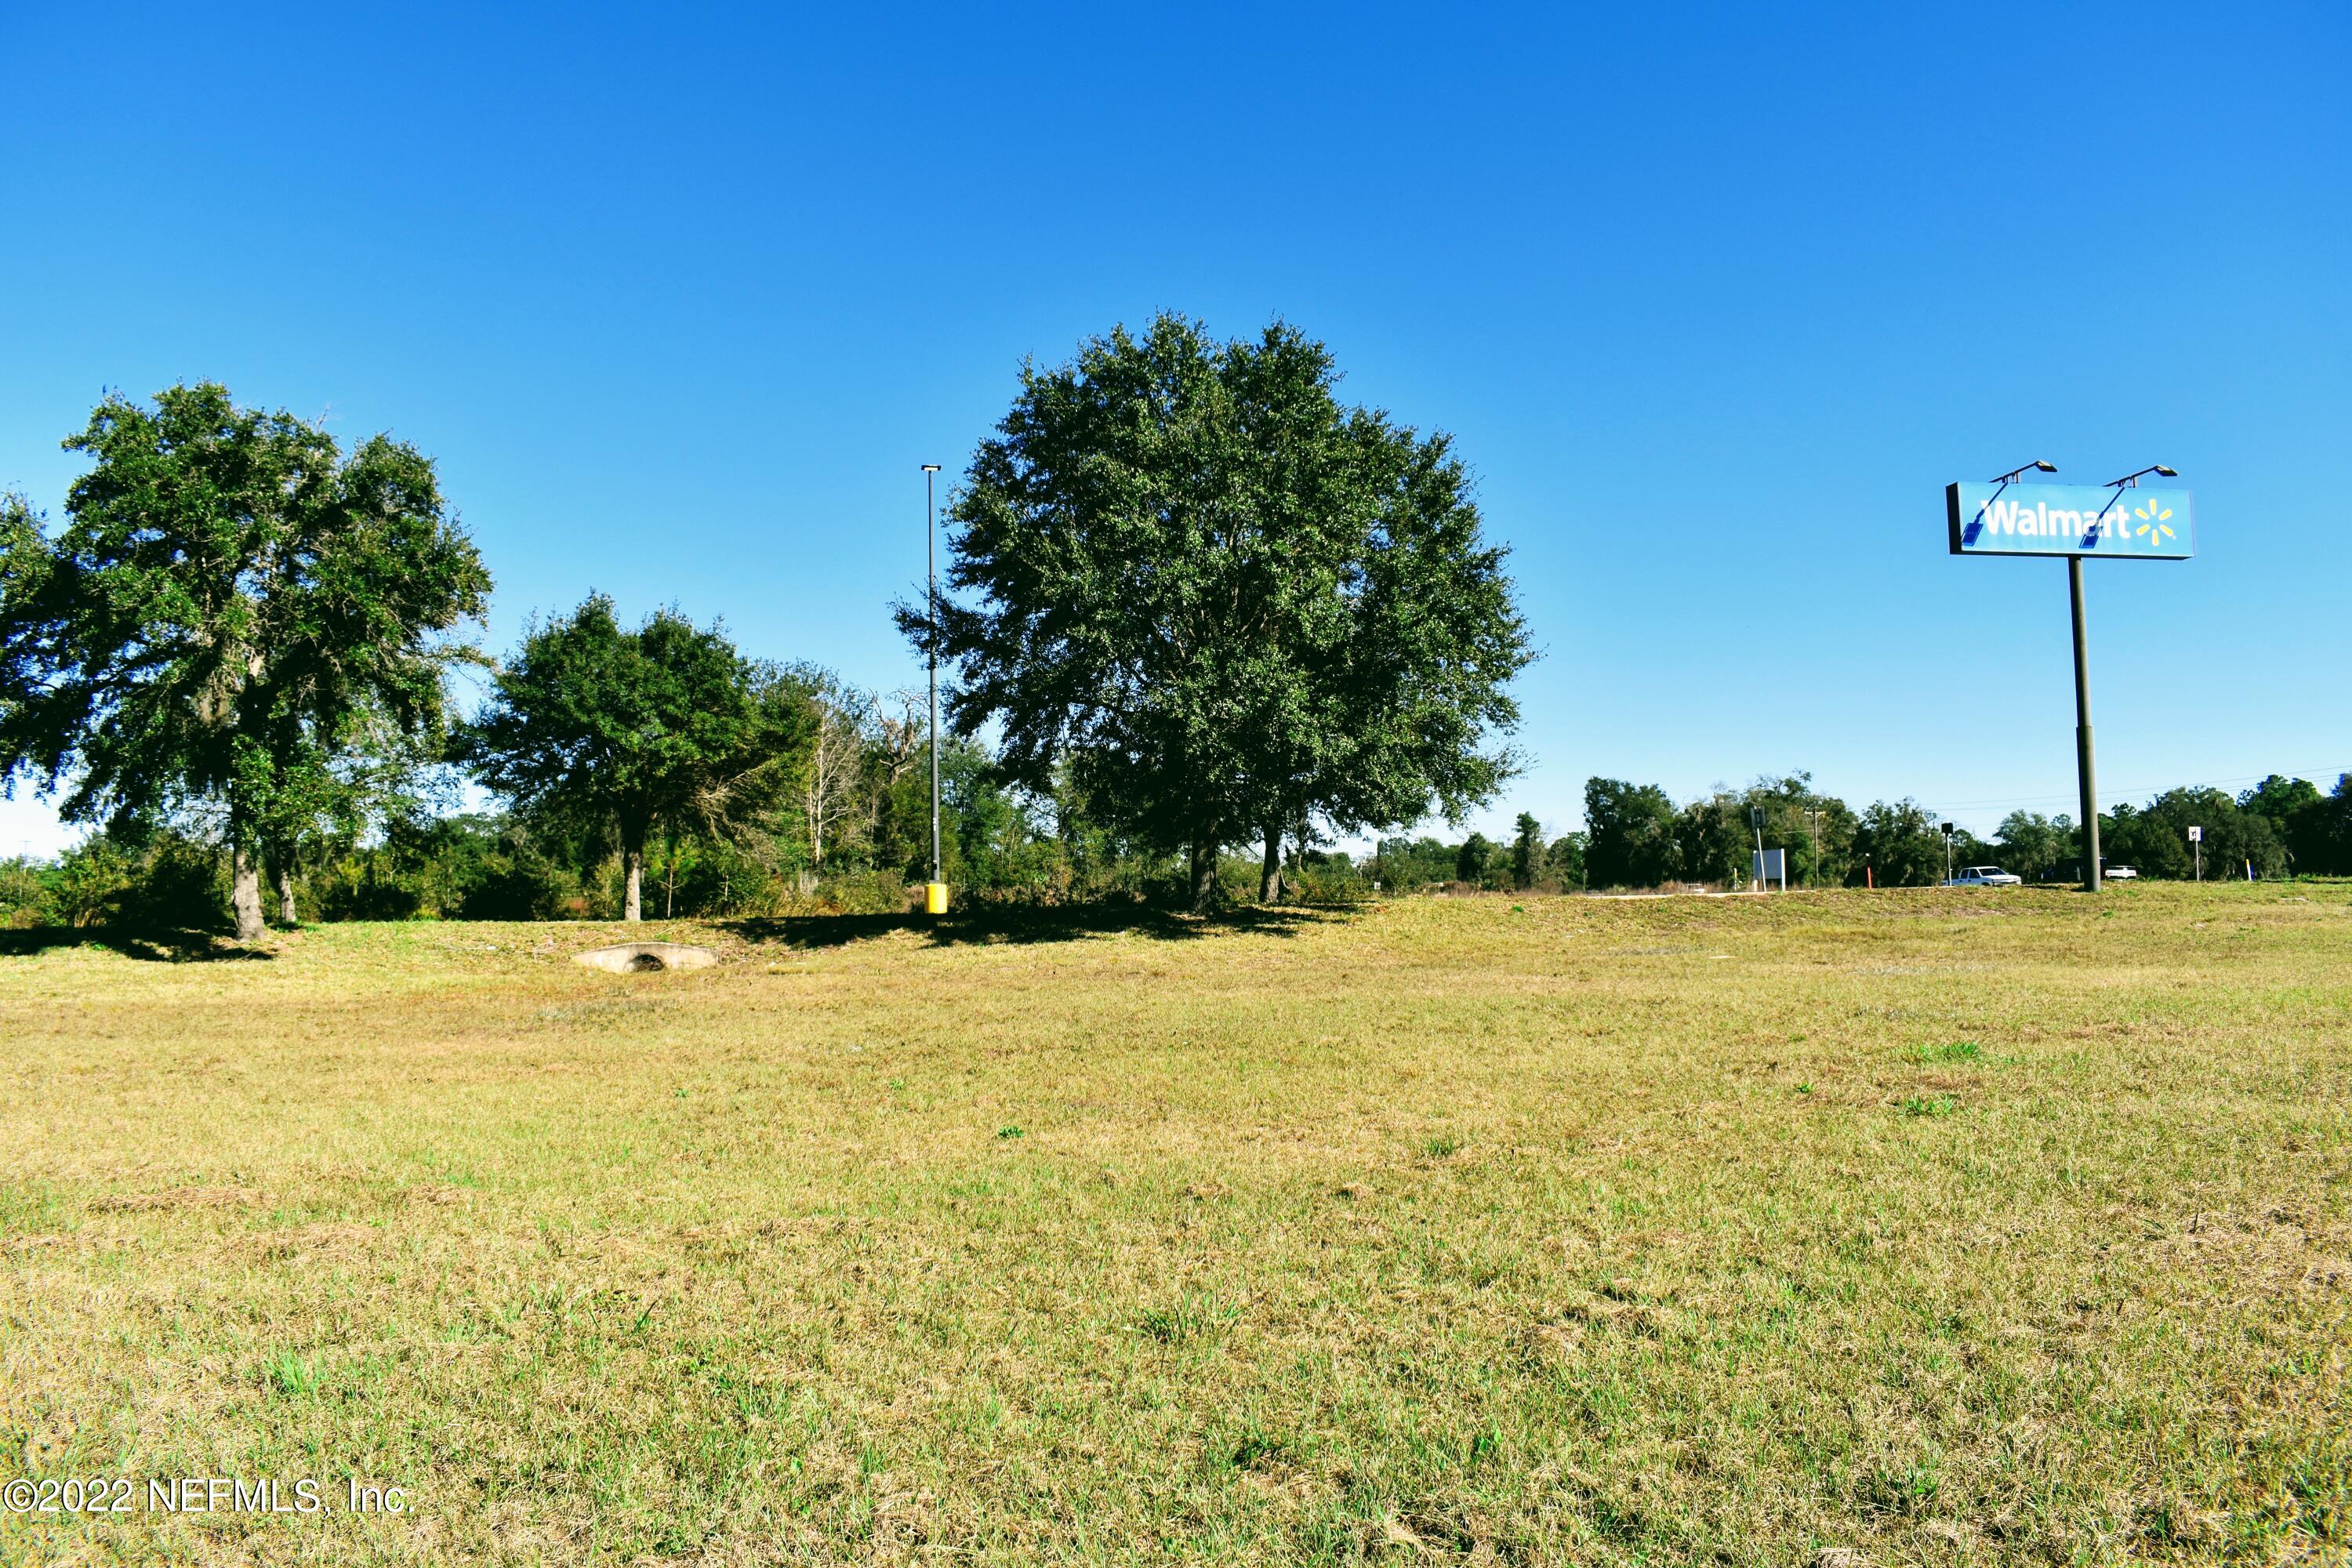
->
906, 314, 1529, 911
0, 383, 490, 939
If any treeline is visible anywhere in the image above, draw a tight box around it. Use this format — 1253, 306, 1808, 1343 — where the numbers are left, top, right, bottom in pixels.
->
5, 348, 2340, 940
10, 764, 2343, 931
0, 619, 1218, 927
1561, 771, 2352, 890
2, 321, 1535, 937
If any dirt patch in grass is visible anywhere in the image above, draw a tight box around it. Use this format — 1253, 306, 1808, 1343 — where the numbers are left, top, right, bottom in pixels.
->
88, 1185, 262, 1212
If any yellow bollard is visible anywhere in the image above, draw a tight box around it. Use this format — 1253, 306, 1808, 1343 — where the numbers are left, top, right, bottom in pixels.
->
925, 882, 949, 915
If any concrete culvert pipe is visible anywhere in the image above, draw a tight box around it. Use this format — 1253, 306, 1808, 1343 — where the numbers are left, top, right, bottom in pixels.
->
572, 942, 719, 974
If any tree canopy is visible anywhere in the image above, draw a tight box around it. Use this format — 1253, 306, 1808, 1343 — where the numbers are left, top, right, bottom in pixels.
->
1582, 778, 1679, 888
0, 383, 488, 938
1852, 799, 1947, 887
2103, 787, 2286, 880
458, 596, 800, 920
906, 314, 1529, 909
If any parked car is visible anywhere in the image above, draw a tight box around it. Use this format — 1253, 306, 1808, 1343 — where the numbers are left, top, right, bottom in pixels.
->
2101, 862, 2139, 880
1942, 865, 2023, 887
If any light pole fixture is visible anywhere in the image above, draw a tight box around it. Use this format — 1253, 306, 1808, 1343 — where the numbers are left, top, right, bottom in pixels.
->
2088, 463, 2178, 528
920, 464, 946, 916
1991, 459, 2059, 485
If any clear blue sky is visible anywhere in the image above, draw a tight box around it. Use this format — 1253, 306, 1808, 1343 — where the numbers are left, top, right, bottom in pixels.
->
5, 2, 2347, 858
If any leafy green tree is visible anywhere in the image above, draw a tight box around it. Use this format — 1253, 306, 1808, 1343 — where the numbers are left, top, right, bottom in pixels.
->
1545, 832, 1588, 890
1673, 791, 1751, 886
907, 314, 1528, 912
1994, 811, 2068, 882
0, 854, 42, 925
1509, 813, 1545, 890
1455, 831, 1495, 886
1277, 381, 1530, 895
2318, 775, 2352, 877
1737, 773, 1853, 887
0, 384, 489, 940
1851, 800, 1944, 887
2241, 774, 2322, 822
1583, 778, 1679, 888
940, 739, 1056, 895
2329, 776, 2352, 877
2106, 787, 2285, 880
1367, 835, 1458, 893
2240, 775, 2330, 874
459, 596, 795, 920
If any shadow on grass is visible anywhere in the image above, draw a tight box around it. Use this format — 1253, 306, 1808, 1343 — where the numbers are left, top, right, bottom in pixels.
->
720, 902, 1343, 952
0, 924, 271, 963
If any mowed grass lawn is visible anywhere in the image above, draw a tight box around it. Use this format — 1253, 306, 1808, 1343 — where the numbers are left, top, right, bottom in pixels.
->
2, 884, 2349, 1566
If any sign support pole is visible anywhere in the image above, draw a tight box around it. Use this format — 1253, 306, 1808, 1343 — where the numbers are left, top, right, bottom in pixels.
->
2069, 555, 2101, 893
1948, 463, 2184, 898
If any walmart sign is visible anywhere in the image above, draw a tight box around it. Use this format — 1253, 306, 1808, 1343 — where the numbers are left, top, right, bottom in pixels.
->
1946, 481, 2194, 559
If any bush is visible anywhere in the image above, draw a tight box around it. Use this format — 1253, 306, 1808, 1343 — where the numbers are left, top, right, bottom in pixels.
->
1, 855, 51, 927
111, 836, 227, 928
16, 832, 227, 930
1291, 855, 1368, 904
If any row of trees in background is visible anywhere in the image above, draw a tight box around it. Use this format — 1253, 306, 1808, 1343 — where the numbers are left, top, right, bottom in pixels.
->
1567, 771, 2352, 890
11, 759, 2344, 931
5, 355, 2343, 938
2, 321, 1534, 932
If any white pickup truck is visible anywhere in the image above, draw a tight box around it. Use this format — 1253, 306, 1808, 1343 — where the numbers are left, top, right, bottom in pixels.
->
1942, 866, 2022, 887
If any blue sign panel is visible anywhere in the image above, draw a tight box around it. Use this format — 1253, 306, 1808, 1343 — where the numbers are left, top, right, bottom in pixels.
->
1947, 481, 2194, 559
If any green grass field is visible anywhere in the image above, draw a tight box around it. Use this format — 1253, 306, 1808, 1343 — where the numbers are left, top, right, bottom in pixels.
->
3, 883, 2348, 1565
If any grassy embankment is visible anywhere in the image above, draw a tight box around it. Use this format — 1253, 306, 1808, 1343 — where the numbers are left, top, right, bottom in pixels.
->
2, 882, 2348, 1564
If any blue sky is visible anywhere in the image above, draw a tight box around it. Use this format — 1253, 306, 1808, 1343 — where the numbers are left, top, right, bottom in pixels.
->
4, 2, 2347, 857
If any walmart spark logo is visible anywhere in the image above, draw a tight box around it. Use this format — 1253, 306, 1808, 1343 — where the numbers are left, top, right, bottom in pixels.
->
2131, 499, 2177, 549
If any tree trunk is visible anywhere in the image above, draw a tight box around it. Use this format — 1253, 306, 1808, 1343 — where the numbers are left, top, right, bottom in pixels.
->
1190, 828, 1221, 914
230, 841, 265, 942
1259, 826, 1283, 904
808, 775, 824, 869
623, 843, 644, 921
274, 859, 298, 926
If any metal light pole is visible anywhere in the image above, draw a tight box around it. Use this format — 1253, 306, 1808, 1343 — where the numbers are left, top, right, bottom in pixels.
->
921, 464, 946, 915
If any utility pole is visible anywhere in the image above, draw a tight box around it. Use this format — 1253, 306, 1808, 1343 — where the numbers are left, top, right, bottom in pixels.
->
1804, 805, 1823, 887
921, 464, 946, 915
